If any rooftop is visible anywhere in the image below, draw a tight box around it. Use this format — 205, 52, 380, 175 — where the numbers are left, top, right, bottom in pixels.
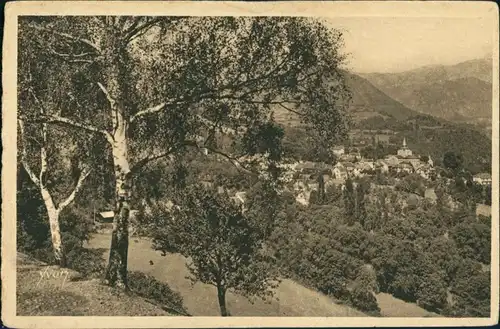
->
474, 173, 492, 179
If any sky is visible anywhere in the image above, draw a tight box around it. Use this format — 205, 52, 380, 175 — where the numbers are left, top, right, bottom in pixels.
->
325, 17, 494, 73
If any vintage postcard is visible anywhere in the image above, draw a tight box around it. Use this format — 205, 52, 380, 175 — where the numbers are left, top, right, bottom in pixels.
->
2, 1, 499, 328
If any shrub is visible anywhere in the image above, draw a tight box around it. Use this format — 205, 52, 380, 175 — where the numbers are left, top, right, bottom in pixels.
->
349, 286, 381, 315
128, 271, 188, 315
416, 272, 448, 313
66, 247, 106, 279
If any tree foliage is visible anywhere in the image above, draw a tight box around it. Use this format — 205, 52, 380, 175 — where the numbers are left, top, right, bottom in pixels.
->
443, 151, 464, 172
19, 16, 351, 288
150, 185, 279, 316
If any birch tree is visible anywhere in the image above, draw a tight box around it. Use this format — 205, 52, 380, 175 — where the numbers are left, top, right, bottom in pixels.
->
19, 16, 351, 289
17, 84, 93, 267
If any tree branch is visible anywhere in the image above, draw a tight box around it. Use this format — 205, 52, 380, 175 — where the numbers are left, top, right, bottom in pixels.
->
196, 114, 241, 135
58, 167, 92, 211
97, 82, 122, 134
123, 17, 144, 40
27, 23, 101, 53
17, 119, 40, 186
181, 135, 258, 177
124, 17, 161, 44
204, 147, 258, 177
31, 114, 113, 144
39, 123, 48, 185
277, 103, 302, 116
130, 148, 177, 175
130, 102, 167, 123
48, 47, 97, 64
97, 82, 116, 108
24, 84, 113, 143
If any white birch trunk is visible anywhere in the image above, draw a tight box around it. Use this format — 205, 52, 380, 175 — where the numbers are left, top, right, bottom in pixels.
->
40, 187, 65, 266
100, 36, 133, 289
18, 119, 90, 267
104, 123, 132, 289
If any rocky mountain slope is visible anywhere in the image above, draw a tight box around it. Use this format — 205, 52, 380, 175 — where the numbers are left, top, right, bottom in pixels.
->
359, 58, 493, 124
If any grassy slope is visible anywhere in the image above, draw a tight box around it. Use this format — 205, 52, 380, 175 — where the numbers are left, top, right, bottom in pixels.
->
16, 253, 170, 316
376, 293, 441, 318
85, 233, 438, 317
86, 233, 366, 317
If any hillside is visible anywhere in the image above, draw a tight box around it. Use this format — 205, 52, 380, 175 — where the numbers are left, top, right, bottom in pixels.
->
409, 77, 492, 120
271, 67, 491, 173
85, 233, 368, 317
273, 71, 420, 127
359, 58, 493, 124
345, 72, 420, 121
16, 253, 171, 316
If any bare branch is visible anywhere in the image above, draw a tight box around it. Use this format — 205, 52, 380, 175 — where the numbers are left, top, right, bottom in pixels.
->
30, 114, 113, 144
58, 167, 92, 211
27, 23, 101, 53
196, 114, 240, 135
24, 84, 113, 143
97, 82, 116, 108
48, 48, 97, 64
97, 82, 121, 131
130, 102, 167, 123
203, 147, 258, 177
49, 49, 95, 58
39, 123, 48, 185
18, 119, 40, 186
277, 103, 302, 116
124, 17, 163, 44
178, 134, 258, 177
96, 82, 121, 134
123, 17, 142, 38
130, 150, 176, 175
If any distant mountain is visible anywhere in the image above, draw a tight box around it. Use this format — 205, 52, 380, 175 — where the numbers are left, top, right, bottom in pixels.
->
344, 72, 420, 121
359, 58, 493, 124
271, 67, 491, 173
408, 77, 491, 120
273, 71, 421, 127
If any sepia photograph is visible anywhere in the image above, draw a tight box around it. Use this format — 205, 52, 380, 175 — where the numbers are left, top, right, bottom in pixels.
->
1, 1, 498, 328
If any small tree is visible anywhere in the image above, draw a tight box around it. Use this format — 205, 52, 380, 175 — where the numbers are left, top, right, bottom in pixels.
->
354, 180, 368, 228
343, 178, 355, 225
417, 272, 448, 313
318, 173, 325, 204
151, 185, 279, 316
443, 151, 463, 173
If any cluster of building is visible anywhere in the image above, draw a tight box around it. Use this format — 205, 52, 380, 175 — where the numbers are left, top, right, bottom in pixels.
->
277, 138, 437, 206
331, 138, 435, 181
472, 173, 492, 186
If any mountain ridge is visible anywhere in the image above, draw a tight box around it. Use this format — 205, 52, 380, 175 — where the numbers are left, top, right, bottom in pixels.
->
272, 70, 422, 127
358, 58, 493, 125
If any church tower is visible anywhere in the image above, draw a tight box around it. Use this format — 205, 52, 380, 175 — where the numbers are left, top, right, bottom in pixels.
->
397, 137, 413, 158
427, 155, 434, 167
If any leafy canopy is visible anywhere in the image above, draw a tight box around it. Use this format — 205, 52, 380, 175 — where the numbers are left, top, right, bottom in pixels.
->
19, 16, 351, 177
150, 185, 279, 300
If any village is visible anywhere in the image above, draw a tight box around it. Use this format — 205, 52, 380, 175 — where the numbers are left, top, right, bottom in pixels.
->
287, 135, 492, 208
93, 134, 492, 224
